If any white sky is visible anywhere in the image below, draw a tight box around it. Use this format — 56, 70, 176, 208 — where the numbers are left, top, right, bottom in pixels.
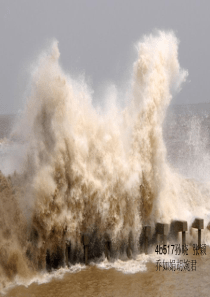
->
1, 0, 210, 114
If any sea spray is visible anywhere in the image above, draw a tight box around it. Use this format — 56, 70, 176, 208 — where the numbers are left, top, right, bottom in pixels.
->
1, 30, 207, 290
130, 31, 187, 223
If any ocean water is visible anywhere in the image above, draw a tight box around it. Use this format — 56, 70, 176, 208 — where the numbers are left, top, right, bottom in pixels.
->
1, 30, 210, 296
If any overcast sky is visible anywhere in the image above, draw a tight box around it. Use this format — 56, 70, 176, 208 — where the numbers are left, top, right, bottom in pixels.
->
1, 0, 210, 114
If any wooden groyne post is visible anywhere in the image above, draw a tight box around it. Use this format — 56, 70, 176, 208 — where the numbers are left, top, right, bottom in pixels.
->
104, 234, 111, 260
155, 223, 169, 246
170, 220, 188, 246
126, 231, 134, 259
65, 240, 71, 267
192, 218, 204, 247
82, 234, 90, 265
143, 226, 151, 254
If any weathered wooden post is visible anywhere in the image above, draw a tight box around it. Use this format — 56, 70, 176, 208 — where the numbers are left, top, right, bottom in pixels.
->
104, 233, 111, 260
126, 231, 134, 259
83, 234, 90, 265
155, 223, 169, 246
182, 230, 186, 245
170, 220, 188, 246
46, 249, 51, 271
65, 240, 71, 267
143, 226, 151, 254
192, 218, 204, 247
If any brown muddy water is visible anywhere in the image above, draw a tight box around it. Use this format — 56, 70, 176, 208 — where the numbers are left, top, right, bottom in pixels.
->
3, 247, 210, 297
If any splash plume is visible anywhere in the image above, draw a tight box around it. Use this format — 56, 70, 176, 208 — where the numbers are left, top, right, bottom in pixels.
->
2, 31, 204, 290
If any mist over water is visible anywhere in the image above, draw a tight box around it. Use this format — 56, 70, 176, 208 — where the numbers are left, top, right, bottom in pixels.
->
1, 30, 210, 292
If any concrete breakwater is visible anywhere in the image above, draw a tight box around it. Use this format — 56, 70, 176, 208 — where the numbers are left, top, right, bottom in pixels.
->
41, 218, 204, 271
